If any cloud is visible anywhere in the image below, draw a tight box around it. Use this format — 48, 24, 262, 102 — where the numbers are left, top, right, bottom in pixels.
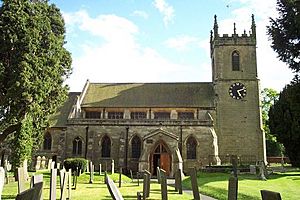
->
164, 36, 199, 51
153, 0, 175, 27
63, 10, 195, 91
132, 10, 149, 19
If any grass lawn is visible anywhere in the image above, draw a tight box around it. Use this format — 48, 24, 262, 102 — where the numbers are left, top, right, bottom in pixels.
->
2, 171, 193, 200
182, 170, 300, 200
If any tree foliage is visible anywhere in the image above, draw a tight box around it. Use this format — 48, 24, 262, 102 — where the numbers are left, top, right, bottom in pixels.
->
0, 0, 72, 167
267, 0, 300, 73
260, 88, 283, 156
269, 80, 300, 166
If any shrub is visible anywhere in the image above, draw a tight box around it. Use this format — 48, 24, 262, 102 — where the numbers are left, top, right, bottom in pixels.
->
63, 158, 87, 175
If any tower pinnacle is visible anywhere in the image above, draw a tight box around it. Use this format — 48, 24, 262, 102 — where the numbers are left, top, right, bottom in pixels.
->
214, 15, 218, 38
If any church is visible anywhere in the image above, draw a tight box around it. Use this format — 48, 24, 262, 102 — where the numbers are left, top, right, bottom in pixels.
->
36, 15, 266, 176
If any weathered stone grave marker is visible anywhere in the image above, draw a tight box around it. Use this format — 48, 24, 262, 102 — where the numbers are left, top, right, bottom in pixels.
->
137, 191, 142, 200
17, 167, 26, 194
231, 155, 238, 177
41, 156, 46, 169
190, 167, 201, 200
35, 156, 41, 170
68, 169, 72, 199
57, 163, 61, 170
60, 170, 68, 200
157, 167, 161, 183
119, 167, 122, 188
160, 169, 168, 200
111, 159, 115, 174
0, 167, 5, 200
86, 160, 89, 173
47, 159, 53, 170
143, 170, 151, 199
260, 190, 282, 200
106, 175, 124, 200
50, 168, 57, 200
249, 165, 256, 175
129, 169, 133, 182
23, 159, 29, 181
228, 176, 238, 200
89, 161, 94, 183
15, 182, 43, 200
99, 164, 102, 175
175, 168, 183, 194
30, 174, 43, 200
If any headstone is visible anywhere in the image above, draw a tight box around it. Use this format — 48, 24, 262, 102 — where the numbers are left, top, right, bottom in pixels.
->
60, 169, 65, 189
249, 165, 256, 175
119, 167, 122, 188
231, 155, 238, 177
89, 162, 94, 183
68, 169, 72, 199
50, 168, 57, 200
137, 192, 142, 200
60, 170, 68, 200
175, 148, 183, 173
57, 163, 61, 170
260, 190, 282, 200
86, 160, 89, 172
111, 160, 115, 174
160, 169, 168, 200
73, 168, 78, 190
228, 176, 238, 200
143, 170, 151, 199
18, 167, 26, 194
280, 157, 286, 173
35, 156, 41, 170
175, 168, 183, 194
23, 159, 29, 180
104, 171, 107, 184
15, 186, 35, 200
190, 167, 200, 200
47, 159, 53, 170
130, 169, 133, 182
106, 175, 124, 200
157, 167, 161, 183
258, 161, 267, 181
41, 156, 46, 169
51, 161, 55, 170
30, 174, 43, 200
0, 167, 5, 199
99, 164, 102, 175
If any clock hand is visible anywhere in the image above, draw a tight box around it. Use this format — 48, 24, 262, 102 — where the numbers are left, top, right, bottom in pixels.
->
237, 89, 243, 96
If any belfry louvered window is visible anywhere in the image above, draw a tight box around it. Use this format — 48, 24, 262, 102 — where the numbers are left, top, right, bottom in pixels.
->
232, 51, 240, 71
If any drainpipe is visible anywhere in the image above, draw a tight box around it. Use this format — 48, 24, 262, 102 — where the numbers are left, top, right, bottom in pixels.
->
85, 126, 89, 159
125, 126, 129, 174
179, 125, 183, 155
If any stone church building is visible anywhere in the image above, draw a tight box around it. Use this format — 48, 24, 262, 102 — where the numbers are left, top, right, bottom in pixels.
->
36, 16, 266, 176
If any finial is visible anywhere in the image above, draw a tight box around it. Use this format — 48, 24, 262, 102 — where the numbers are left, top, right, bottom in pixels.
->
210, 30, 213, 42
213, 15, 218, 38
233, 23, 236, 35
251, 14, 256, 38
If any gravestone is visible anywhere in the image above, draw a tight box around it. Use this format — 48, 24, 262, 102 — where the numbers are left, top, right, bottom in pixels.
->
60, 170, 68, 200
111, 160, 115, 174
160, 169, 168, 200
175, 168, 183, 194
137, 191, 142, 200
99, 164, 102, 175
41, 156, 46, 169
57, 163, 61, 170
15, 182, 43, 200
50, 168, 57, 200
51, 161, 55, 170
143, 170, 151, 199
18, 167, 26, 194
104, 171, 107, 184
89, 161, 94, 183
68, 169, 72, 199
73, 168, 78, 190
47, 159, 53, 170
228, 176, 238, 200
60, 169, 65, 189
249, 165, 256, 175
280, 157, 286, 173
4, 164, 9, 184
130, 169, 133, 182
23, 159, 29, 180
119, 167, 122, 188
0, 167, 5, 199
260, 190, 282, 200
35, 156, 41, 170
190, 167, 200, 200
86, 160, 89, 173
106, 175, 124, 200
230, 155, 238, 177
31, 174, 43, 200
157, 167, 161, 183
258, 161, 267, 181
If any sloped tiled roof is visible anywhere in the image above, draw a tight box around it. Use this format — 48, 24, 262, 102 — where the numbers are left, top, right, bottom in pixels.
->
81, 83, 214, 108
50, 92, 80, 127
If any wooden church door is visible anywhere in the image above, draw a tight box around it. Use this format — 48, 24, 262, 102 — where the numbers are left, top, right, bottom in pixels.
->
151, 142, 171, 176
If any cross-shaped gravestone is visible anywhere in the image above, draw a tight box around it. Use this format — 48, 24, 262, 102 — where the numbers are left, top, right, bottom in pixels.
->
106, 175, 124, 200
190, 167, 201, 200
160, 169, 168, 200
50, 168, 57, 200
17, 167, 26, 194
261, 190, 282, 200
228, 176, 238, 200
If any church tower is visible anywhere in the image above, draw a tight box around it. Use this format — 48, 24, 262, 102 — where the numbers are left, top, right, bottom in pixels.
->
210, 15, 266, 162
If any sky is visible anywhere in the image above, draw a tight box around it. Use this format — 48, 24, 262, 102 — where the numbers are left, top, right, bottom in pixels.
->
49, 0, 294, 92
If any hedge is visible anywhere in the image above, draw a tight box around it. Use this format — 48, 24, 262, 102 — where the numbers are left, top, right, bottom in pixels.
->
63, 158, 87, 175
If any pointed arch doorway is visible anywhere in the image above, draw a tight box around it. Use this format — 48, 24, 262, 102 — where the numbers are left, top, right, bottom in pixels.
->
150, 141, 172, 176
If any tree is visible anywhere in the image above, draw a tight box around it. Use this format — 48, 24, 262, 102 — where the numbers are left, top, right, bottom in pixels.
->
0, 0, 72, 168
267, 0, 300, 73
260, 88, 283, 157
269, 80, 300, 167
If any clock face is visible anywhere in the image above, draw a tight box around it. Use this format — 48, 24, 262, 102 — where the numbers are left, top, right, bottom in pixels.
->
229, 82, 247, 99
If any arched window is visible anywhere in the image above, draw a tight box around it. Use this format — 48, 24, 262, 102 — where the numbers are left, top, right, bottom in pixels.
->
131, 135, 141, 159
101, 135, 111, 158
187, 136, 197, 159
232, 51, 240, 71
43, 132, 52, 150
72, 137, 82, 155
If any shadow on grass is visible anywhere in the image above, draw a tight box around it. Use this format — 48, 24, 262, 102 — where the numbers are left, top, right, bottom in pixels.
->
101, 195, 137, 200
1, 194, 16, 199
